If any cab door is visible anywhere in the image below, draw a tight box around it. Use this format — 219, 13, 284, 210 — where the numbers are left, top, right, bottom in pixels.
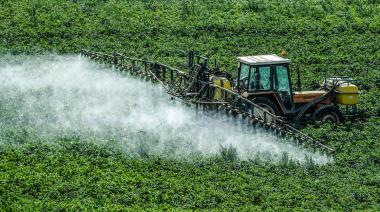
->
273, 64, 294, 111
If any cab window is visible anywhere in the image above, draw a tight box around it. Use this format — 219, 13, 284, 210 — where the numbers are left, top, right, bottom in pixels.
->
239, 63, 250, 89
275, 66, 291, 93
258, 66, 271, 90
248, 67, 257, 90
275, 65, 292, 110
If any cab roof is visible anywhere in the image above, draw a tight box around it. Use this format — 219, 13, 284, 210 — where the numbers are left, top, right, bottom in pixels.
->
238, 55, 291, 66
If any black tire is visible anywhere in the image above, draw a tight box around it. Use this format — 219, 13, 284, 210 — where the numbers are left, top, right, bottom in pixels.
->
313, 105, 343, 124
252, 97, 280, 116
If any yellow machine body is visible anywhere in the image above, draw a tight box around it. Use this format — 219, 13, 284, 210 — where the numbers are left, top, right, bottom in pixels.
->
335, 84, 359, 105
212, 76, 232, 101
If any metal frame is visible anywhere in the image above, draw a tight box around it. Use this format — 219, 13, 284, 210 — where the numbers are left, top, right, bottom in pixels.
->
324, 76, 360, 118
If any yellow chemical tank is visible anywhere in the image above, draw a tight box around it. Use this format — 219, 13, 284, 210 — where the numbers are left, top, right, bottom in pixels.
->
335, 83, 359, 105
212, 76, 232, 101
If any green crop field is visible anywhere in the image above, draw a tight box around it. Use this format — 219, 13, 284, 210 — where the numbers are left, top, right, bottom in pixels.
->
0, 0, 379, 210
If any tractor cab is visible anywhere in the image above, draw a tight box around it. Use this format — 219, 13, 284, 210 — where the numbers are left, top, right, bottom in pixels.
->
236, 55, 295, 116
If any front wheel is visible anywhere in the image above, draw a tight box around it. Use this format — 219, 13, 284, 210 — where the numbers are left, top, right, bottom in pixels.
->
313, 105, 343, 124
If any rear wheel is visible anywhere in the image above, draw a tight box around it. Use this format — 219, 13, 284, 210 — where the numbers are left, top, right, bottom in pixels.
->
313, 105, 343, 124
252, 97, 280, 116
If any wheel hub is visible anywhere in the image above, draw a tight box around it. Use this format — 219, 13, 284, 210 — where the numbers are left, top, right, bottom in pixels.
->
322, 113, 339, 123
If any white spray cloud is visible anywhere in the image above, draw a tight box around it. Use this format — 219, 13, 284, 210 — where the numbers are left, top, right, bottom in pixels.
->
0, 55, 332, 164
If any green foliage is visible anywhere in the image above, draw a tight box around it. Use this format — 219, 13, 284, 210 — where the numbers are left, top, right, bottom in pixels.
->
0, 132, 379, 210
0, 0, 379, 210
219, 144, 238, 162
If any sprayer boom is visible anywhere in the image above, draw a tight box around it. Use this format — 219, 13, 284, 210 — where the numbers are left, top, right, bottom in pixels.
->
80, 50, 335, 156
